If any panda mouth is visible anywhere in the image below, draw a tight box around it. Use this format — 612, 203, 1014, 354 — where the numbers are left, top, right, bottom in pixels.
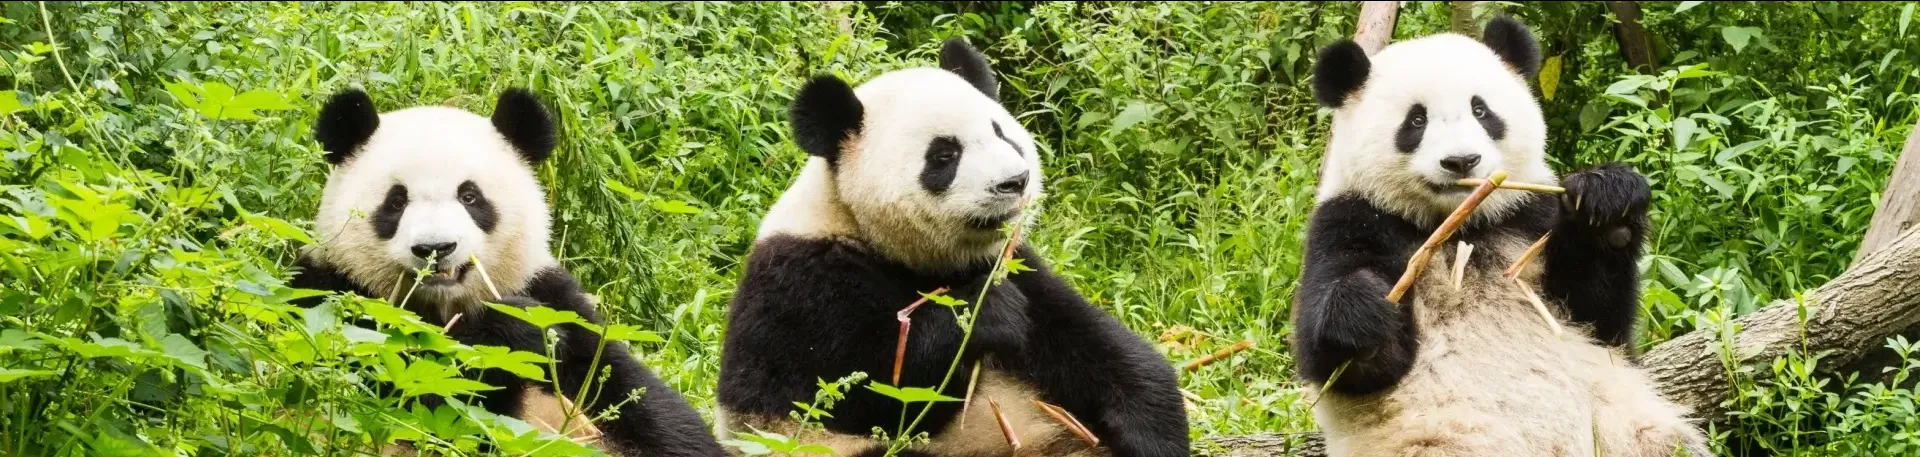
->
418, 263, 475, 286
964, 210, 1022, 230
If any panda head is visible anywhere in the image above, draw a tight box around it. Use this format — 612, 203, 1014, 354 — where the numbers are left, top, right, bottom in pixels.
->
1312, 16, 1553, 226
774, 38, 1042, 271
308, 87, 558, 314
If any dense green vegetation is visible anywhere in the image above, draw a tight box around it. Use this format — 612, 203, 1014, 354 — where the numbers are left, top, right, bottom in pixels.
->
1, 1, 1917, 455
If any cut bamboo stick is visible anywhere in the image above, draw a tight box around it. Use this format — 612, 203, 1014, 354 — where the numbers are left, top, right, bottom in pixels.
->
991, 399, 1021, 450
1451, 241, 1474, 290
893, 286, 951, 386
1455, 178, 1565, 194
1515, 279, 1566, 336
1181, 339, 1255, 372
1505, 231, 1554, 279
1387, 171, 1509, 304
1032, 400, 1100, 446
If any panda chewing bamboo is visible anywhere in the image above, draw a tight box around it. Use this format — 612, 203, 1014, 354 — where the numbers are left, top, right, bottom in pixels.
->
287, 88, 725, 456
1291, 17, 1715, 456
713, 38, 1190, 457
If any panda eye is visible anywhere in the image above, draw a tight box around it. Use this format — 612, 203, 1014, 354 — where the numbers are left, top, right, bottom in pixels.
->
459, 191, 478, 205
934, 150, 959, 162
1471, 96, 1492, 119
1410, 113, 1427, 128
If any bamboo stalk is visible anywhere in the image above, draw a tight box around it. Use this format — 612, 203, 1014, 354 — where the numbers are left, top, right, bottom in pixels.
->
1387, 171, 1509, 303
1505, 231, 1554, 279
959, 361, 983, 427
1451, 241, 1475, 290
1181, 340, 1256, 372
1455, 178, 1565, 194
991, 399, 1021, 450
1032, 400, 1100, 446
1515, 279, 1566, 336
893, 287, 952, 386
470, 253, 504, 300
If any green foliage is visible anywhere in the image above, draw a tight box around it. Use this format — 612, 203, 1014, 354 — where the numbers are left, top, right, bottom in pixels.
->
0, 1, 1917, 455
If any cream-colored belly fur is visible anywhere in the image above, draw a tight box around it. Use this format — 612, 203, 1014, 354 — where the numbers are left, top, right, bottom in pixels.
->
719, 368, 1108, 457
1313, 239, 1711, 457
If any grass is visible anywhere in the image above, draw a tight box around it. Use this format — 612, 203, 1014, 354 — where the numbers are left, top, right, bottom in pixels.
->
0, 1, 1918, 456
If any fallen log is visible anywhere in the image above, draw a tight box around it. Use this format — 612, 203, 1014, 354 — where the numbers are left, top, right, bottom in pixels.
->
1204, 228, 1920, 456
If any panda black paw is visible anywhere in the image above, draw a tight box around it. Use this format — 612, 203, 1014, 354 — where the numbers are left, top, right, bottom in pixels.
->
1298, 272, 1418, 393
1560, 163, 1650, 248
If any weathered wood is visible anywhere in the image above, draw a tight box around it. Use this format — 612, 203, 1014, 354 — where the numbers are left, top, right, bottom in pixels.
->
1353, 1, 1400, 56
1449, 1, 1478, 36
1856, 118, 1920, 263
1605, 1, 1657, 74
1208, 228, 1920, 456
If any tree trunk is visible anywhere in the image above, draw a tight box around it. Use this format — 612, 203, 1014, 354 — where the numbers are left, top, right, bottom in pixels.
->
1204, 228, 1920, 456
1856, 118, 1920, 263
1353, 1, 1400, 56
1449, 1, 1477, 36
1606, 1, 1657, 74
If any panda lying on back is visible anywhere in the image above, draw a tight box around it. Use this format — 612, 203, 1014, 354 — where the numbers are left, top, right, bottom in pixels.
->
288, 88, 724, 456
714, 39, 1190, 457
1292, 17, 1714, 456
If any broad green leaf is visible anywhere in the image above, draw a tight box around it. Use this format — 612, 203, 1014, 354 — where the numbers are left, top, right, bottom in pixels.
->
227, 89, 295, 118
0, 368, 55, 383
650, 199, 702, 215
0, 90, 21, 116
361, 299, 439, 335
1675, 1, 1703, 13
1604, 76, 1650, 95
1538, 55, 1563, 101
0, 329, 44, 352
389, 358, 503, 398
1716, 140, 1765, 166
865, 382, 962, 404
164, 81, 201, 110
242, 214, 314, 245
303, 302, 340, 338
1672, 117, 1698, 152
1108, 101, 1158, 136
921, 291, 968, 308
1902, 3, 1915, 37
604, 178, 643, 201
159, 334, 209, 369
487, 302, 597, 332
461, 345, 552, 381
1721, 26, 1762, 53
603, 323, 666, 343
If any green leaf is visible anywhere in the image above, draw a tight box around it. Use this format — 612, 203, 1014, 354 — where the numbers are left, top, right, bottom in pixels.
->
164, 80, 202, 110
1578, 102, 1612, 132
649, 199, 702, 215
1538, 55, 1563, 101
461, 345, 552, 381
865, 382, 962, 404
0, 90, 22, 116
1902, 3, 1915, 37
603, 324, 666, 344
604, 178, 643, 201
1672, 117, 1697, 152
1721, 26, 1762, 53
242, 214, 314, 245
226, 89, 295, 119
0, 329, 45, 352
159, 334, 208, 369
921, 290, 968, 308
487, 302, 597, 332
389, 358, 503, 398
359, 299, 440, 335
0, 368, 55, 383
1108, 101, 1158, 136
1675, 1, 1704, 13
1604, 76, 1650, 95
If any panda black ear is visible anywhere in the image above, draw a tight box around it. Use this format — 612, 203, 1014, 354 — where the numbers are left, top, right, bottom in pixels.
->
789, 74, 864, 162
491, 88, 559, 164
1312, 40, 1371, 108
938, 37, 998, 101
1482, 15, 1542, 79
313, 89, 380, 165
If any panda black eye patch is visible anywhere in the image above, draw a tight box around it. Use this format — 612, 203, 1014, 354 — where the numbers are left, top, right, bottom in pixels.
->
458, 180, 499, 233
371, 184, 408, 240
1471, 96, 1506, 141
919, 136, 963, 194
992, 121, 1023, 157
1395, 104, 1427, 154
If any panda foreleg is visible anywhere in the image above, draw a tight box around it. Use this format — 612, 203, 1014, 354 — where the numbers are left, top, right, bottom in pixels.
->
1006, 251, 1190, 457
1541, 163, 1652, 352
524, 268, 728, 457
1291, 197, 1424, 396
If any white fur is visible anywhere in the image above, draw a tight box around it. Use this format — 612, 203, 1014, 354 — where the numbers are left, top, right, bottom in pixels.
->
1318, 33, 1556, 228
310, 105, 556, 319
760, 68, 1045, 272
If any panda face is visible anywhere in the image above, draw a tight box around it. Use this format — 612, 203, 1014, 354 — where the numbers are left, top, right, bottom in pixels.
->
773, 39, 1042, 270
309, 89, 558, 314
1313, 17, 1554, 227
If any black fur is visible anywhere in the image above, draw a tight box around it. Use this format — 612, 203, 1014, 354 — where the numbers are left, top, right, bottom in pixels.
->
1394, 105, 1427, 154
938, 37, 998, 100
1542, 163, 1652, 350
1470, 96, 1507, 141
491, 88, 560, 165
371, 184, 407, 240
789, 75, 865, 163
717, 235, 1190, 457
286, 261, 725, 456
1481, 16, 1542, 79
313, 89, 380, 165
992, 121, 1023, 157
458, 181, 499, 233
1312, 40, 1371, 108
919, 136, 963, 194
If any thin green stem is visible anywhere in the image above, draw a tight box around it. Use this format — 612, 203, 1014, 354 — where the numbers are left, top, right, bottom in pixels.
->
37, 1, 82, 93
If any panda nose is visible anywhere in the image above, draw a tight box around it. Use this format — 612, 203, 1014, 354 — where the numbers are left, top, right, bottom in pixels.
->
411, 242, 458, 260
991, 172, 1030, 195
1440, 154, 1482, 175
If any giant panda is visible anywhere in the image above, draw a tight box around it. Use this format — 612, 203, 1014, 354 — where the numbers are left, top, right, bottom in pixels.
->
713, 38, 1191, 457
287, 87, 726, 456
1291, 16, 1716, 456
